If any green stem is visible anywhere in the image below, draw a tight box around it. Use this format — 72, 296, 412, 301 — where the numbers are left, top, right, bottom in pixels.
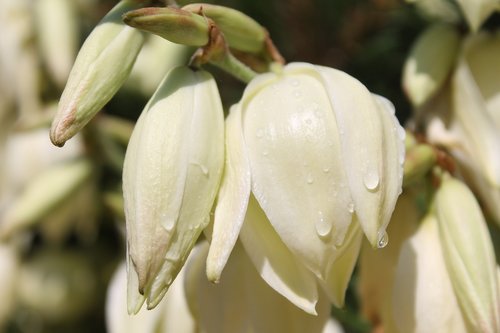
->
211, 52, 258, 83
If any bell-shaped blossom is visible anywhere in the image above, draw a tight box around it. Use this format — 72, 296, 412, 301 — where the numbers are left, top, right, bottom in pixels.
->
391, 213, 468, 333
123, 66, 224, 312
186, 241, 343, 333
435, 175, 500, 333
50, 0, 147, 147
207, 62, 405, 310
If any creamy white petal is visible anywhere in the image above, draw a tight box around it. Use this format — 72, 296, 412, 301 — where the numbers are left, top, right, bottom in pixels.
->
146, 69, 224, 307
207, 105, 251, 282
186, 241, 332, 333
242, 63, 353, 277
240, 195, 318, 314
452, 59, 500, 187
319, 222, 362, 307
436, 176, 500, 333
392, 214, 467, 333
315, 64, 390, 247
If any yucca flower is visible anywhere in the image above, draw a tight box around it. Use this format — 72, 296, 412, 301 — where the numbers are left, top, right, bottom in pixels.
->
207, 62, 405, 311
123, 66, 224, 313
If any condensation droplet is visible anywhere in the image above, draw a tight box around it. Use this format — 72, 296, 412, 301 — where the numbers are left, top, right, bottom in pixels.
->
191, 162, 209, 176
293, 90, 302, 98
377, 231, 389, 248
323, 167, 330, 173
363, 171, 380, 191
315, 211, 332, 238
347, 202, 355, 213
262, 150, 269, 157
306, 174, 314, 184
161, 215, 176, 231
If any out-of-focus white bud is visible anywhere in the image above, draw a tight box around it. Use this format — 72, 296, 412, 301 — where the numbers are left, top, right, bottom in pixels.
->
391, 214, 468, 333
35, 0, 79, 88
185, 241, 342, 333
124, 35, 192, 97
455, 0, 499, 31
435, 175, 500, 333
123, 66, 224, 312
403, 24, 460, 107
0, 158, 93, 239
358, 192, 419, 330
106, 263, 195, 333
207, 63, 405, 306
0, 245, 19, 329
50, 0, 147, 147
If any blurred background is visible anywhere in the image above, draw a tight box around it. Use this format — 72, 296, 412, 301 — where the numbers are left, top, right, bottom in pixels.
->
0, 0, 477, 332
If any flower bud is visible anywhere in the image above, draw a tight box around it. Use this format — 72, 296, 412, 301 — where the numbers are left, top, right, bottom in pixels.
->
435, 175, 500, 333
182, 3, 267, 53
403, 24, 460, 107
0, 158, 93, 239
123, 7, 210, 47
123, 66, 224, 312
50, 0, 146, 147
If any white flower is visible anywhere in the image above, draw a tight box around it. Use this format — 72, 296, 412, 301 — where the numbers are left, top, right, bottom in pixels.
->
123, 66, 224, 312
207, 62, 405, 311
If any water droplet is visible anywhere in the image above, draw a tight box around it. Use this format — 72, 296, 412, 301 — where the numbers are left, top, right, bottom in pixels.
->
293, 90, 302, 98
377, 231, 389, 248
262, 150, 269, 157
161, 215, 176, 231
323, 167, 330, 173
306, 174, 314, 184
347, 202, 355, 213
363, 171, 380, 191
291, 79, 300, 87
191, 162, 209, 176
256, 129, 264, 138
315, 211, 332, 238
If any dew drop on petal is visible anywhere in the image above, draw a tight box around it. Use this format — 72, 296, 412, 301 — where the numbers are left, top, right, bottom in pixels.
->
397, 126, 406, 140
377, 231, 389, 249
347, 202, 355, 214
315, 211, 332, 238
323, 167, 330, 173
161, 215, 176, 232
262, 150, 269, 157
363, 171, 380, 191
306, 174, 314, 184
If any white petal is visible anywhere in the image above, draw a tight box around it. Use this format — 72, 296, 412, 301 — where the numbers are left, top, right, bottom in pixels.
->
242, 63, 353, 277
392, 215, 467, 333
319, 222, 362, 307
186, 241, 332, 333
240, 195, 318, 314
146, 68, 224, 307
452, 59, 500, 187
207, 105, 251, 282
315, 64, 390, 247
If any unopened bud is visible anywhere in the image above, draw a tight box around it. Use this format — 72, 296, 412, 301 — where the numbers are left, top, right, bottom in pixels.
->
123, 7, 210, 46
50, 0, 146, 147
183, 3, 267, 53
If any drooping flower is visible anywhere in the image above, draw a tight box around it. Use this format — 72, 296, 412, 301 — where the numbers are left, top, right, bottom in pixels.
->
207, 62, 405, 310
123, 66, 224, 313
